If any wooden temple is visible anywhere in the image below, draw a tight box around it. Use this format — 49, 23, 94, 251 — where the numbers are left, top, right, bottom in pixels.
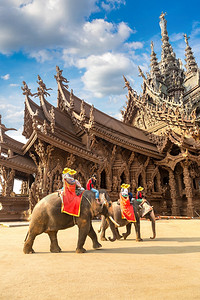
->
1, 13, 200, 220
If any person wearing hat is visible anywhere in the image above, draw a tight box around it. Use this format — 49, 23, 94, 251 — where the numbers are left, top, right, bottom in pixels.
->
86, 174, 99, 200
62, 168, 84, 192
136, 186, 147, 207
119, 183, 136, 222
120, 183, 130, 198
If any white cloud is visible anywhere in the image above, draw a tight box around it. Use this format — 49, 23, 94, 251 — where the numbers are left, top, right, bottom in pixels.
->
76, 52, 137, 97
0, 0, 98, 54
170, 32, 184, 42
1, 74, 10, 80
6, 127, 28, 144
101, 0, 126, 11
125, 41, 143, 50
0, 98, 25, 129
62, 19, 133, 64
9, 83, 20, 87
29, 49, 54, 63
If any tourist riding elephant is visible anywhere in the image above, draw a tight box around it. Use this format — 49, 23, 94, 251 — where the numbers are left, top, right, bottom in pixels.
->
23, 189, 116, 254
99, 199, 156, 242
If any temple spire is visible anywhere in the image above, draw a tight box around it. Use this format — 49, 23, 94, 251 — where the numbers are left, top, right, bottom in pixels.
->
159, 12, 176, 75
150, 41, 161, 79
184, 34, 198, 74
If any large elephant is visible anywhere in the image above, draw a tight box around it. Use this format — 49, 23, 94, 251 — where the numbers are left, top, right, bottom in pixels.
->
23, 189, 115, 254
99, 200, 156, 242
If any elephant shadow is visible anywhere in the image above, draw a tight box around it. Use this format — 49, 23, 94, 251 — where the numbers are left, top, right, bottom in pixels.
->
155, 237, 200, 243
119, 237, 200, 243
92, 244, 200, 255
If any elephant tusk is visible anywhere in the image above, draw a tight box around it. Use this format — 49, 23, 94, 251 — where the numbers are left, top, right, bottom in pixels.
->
109, 216, 120, 227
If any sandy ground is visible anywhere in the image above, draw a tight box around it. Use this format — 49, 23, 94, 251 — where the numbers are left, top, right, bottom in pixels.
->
0, 219, 200, 300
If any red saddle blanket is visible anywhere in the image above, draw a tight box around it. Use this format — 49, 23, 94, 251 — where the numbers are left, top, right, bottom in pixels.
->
60, 182, 83, 217
120, 194, 136, 222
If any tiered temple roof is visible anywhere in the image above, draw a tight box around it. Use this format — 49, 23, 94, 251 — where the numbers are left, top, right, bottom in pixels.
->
122, 12, 200, 154
21, 68, 163, 160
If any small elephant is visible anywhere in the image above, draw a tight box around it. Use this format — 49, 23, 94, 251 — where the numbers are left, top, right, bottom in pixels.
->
23, 189, 113, 254
99, 200, 156, 242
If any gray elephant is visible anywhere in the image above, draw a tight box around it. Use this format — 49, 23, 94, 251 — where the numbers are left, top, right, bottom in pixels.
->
23, 189, 115, 254
99, 200, 156, 242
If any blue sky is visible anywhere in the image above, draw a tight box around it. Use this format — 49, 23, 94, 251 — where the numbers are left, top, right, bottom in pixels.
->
0, 0, 200, 143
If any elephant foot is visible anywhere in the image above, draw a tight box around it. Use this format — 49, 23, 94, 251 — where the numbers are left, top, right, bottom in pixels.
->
136, 238, 143, 242
76, 247, 86, 253
23, 246, 35, 254
93, 242, 102, 249
116, 235, 122, 240
108, 237, 116, 242
50, 246, 62, 253
100, 237, 108, 241
122, 233, 129, 240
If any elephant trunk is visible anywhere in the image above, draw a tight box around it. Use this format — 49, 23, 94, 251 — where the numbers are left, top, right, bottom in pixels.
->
149, 210, 156, 239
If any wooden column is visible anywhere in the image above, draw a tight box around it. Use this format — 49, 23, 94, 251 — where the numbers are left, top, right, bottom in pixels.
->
182, 162, 194, 217
169, 169, 180, 215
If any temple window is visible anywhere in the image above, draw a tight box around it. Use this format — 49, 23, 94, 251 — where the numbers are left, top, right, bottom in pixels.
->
100, 169, 107, 189
138, 174, 143, 187
163, 176, 169, 185
120, 172, 126, 185
154, 176, 158, 192
13, 178, 23, 194
170, 145, 181, 156
193, 178, 197, 190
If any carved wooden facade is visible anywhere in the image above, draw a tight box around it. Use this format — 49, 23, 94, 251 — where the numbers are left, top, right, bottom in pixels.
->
122, 13, 200, 217
1, 14, 200, 220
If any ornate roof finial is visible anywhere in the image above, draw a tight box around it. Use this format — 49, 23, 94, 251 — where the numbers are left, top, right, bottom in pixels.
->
150, 41, 154, 52
150, 41, 161, 79
54, 66, 69, 89
89, 105, 95, 127
159, 12, 167, 36
183, 33, 190, 46
35, 75, 52, 97
80, 100, 86, 122
21, 81, 36, 97
159, 11, 167, 19
184, 34, 198, 74
123, 75, 132, 92
69, 89, 74, 110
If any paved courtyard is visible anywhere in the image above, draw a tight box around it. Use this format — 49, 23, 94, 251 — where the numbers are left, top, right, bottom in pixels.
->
0, 219, 200, 300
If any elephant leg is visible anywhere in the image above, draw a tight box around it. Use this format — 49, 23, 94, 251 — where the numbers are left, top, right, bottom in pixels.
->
122, 223, 131, 240
134, 219, 143, 242
23, 231, 36, 254
99, 215, 109, 241
149, 210, 156, 239
47, 231, 61, 253
108, 218, 118, 242
116, 228, 122, 240
88, 224, 102, 249
76, 219, 90, 253
100, 218, 109, 241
